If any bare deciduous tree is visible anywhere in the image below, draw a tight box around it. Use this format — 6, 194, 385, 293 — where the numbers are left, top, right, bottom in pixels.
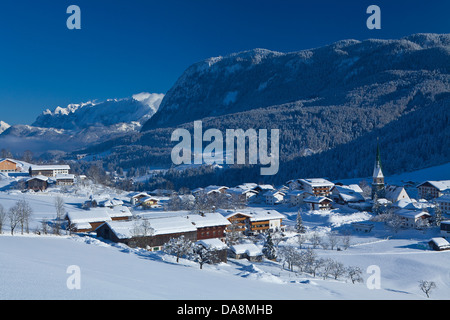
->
0, 204, 5, 234
419, 280, 436, 298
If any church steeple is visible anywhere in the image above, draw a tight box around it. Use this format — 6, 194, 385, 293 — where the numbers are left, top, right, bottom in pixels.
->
372, 138, 385, 199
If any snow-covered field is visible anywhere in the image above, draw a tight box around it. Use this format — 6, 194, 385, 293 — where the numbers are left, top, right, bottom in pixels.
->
1, 190, 449, 300
1, 164, 450, 300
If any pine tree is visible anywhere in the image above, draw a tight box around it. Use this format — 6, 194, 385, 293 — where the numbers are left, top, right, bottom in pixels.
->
295, 209, 306, 233
262, 232, 277, 260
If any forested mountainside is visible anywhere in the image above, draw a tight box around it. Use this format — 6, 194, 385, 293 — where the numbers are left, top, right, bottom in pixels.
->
76, 33, 449, 189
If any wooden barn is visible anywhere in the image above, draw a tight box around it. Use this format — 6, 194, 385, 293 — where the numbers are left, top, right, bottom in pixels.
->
26, 176, 49, 192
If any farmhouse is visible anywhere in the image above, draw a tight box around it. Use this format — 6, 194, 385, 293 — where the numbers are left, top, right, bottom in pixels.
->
0, 159, 18, 173
29, 164, 70, 177
263, 190, 285, 205
299, 178, 334, 197
286, 190, 313, 206
96, 216, 198, 251
394, 209, 431, 229
187, 212, 230, 241
129, 192, 151, 205
26, 175, 49, 192
304, 196, 333, 211
416, 180, 450, 200
66, 206, 132, 233
55, 174, 75, 186
216, 208, 285, 235
331, 185, 365, 204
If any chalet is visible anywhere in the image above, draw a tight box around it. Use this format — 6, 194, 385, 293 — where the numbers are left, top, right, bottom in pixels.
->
394, 209, 431, 229
263, 190, 285, 205
196, 238, 228, 263
228, 243, 263, 262
429, 238, 450, 251
55, 174, 75, 186
286, 190, 313, 206
417, 180, 450, 200
217, 209, 252, 233
304, 196, 333, 211
217, 208, 285, 235
246, 209, 285, 234
66, 206, 132, 233
139, 197, 159, 209
29, 164, 70, 177
299, 178, 334, 197
83, 195, 110, 208
26, 175, 49, 192
129, 192, 151, 205
187, 212, 230, 241
193, 185, 229, 196
384, 185, 411, 203
331, 185, 365, 204
0, 159, 18, 173
436, 194, 450, 215
96, 216, 198, 251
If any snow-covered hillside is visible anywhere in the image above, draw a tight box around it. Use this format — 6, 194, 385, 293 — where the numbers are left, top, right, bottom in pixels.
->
0, 93, 164, 155
0, 188, 450, 300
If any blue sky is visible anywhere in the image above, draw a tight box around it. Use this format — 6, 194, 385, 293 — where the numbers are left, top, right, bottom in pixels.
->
0, 0, 448, 125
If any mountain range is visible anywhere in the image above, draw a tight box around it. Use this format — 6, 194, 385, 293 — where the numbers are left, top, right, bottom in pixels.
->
1, 33, 449, 190
0, 93, 164, 155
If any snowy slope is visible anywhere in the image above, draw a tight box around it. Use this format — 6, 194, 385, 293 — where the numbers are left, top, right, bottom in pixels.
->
3, 234, 449, 300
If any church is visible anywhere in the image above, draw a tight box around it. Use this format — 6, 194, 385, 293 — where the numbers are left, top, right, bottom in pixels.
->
371, 140, 386, 200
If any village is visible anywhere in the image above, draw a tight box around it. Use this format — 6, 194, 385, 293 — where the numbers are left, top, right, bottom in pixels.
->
1, 141, 450, 272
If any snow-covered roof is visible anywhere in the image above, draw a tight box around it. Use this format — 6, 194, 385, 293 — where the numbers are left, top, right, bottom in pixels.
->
55, 174, 75, 180
230, 243, 263, 256
66, 209, 112, 224
197, 238, 228, 250
26, 175, 49, 182
417, 180, 450, 191
217, 208, 285, 222
187, 212, 231, 228
99, 198, 124, 207
104, 216, 197, 239
333, 185, 365, 202
430, 237, 450, 249
300, 178, 334, 188
128, 192, 150, 198
30, 165, 70, 171
67, 206, 132, 224
304, 196, 332, 204
394, 209, 430, 219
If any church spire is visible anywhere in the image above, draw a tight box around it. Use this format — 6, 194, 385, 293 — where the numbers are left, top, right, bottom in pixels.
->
372, 138, 385, 200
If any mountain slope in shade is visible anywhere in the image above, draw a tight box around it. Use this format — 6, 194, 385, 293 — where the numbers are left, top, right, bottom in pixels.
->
142, 33, 450, 131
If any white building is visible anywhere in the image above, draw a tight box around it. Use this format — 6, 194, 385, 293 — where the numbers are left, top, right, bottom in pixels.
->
299, 178, 334, 197
263, 190, 285, 205
394, 209, 431, 229
384, 185, 411, 203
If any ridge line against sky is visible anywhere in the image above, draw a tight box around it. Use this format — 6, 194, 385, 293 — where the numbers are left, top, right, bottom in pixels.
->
0, 0, 448, 125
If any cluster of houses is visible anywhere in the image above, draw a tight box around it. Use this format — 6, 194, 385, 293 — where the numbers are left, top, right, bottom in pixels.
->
0, 158, 76, 191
